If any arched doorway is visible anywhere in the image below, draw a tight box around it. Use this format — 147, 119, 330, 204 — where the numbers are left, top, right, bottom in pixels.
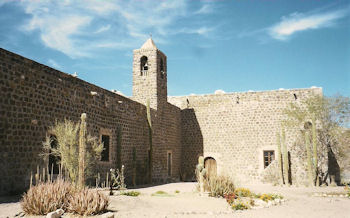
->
204, 157, 217, 179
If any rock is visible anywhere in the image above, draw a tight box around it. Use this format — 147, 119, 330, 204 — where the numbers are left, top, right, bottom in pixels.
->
46, 211, 60, 218
255, 199, 268, 207
267, 201, 273, 207
103, 212, 114, 218
55, 209, 64, 216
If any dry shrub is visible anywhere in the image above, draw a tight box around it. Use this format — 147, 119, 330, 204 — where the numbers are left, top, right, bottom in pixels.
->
21, 180, 109, 216
67, 188, 109, 215
21, 179, 73, 215
207, 175, 235, 197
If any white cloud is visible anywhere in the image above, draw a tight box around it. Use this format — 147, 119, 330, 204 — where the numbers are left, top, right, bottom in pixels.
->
175, 26, 214, 36
269, 9, 348, 40
214, 89, 225, 94
94, 25, 111, 34
29, 15, 92, 58
48, 59, 61, 69
17, 0, 213, 58
194, 4, 212, 15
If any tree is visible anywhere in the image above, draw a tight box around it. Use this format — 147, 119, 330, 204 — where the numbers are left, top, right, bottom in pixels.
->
42, 117, 103, 185
283, 94, 350, 185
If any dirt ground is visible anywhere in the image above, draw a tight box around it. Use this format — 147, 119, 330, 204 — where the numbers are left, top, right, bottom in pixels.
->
0, 182, 349, 218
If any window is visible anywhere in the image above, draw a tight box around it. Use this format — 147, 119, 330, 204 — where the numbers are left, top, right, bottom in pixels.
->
101, 135, 110, 162
167, 151, 172, 177
160, 59, 165, 79
140, 56, 148, 76
263, 150, 275, 168
48, 135, 60, 174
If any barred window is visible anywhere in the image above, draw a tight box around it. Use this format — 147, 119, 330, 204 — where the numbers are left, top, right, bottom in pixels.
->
263, 150, 275, 168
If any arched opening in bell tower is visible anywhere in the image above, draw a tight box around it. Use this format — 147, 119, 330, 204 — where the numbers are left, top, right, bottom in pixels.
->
140, 56, 148, 76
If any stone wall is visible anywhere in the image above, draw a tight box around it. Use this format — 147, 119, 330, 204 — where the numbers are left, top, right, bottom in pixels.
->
0, 48, 181, 195
169, 88, 323, 185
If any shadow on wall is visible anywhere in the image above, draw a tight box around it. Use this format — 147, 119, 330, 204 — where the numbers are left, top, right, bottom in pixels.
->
180, 109, 203, 182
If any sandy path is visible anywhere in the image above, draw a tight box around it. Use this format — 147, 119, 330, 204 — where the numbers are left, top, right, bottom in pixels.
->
0, 182, 349, 218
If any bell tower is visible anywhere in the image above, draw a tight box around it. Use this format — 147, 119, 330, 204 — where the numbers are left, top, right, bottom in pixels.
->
132, 38, 167, 110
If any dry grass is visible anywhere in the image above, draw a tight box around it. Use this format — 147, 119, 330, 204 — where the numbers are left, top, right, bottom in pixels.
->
67, 188, 109, 215
21, 179, 109, 216
21, 179, 73, 215
207, 175, 235, 198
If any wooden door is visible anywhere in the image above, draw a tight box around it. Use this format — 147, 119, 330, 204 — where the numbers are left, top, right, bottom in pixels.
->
204, 157, 217, 179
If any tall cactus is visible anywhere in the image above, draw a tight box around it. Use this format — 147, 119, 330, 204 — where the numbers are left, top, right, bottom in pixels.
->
196, 156, 206, 194
281, 128, 289, 185
132, 147, 137, 186
276, 132, 284, 185
304, 131, 314, 186
311, 114, 319, 186
146, 99, 153, 184
116, 127, 122, 170
78, 113, 87, 189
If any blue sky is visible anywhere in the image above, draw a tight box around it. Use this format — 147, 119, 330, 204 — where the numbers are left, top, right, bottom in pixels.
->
0, 0, 349, 97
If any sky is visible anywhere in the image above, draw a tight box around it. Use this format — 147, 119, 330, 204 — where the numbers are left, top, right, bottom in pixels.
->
0, 0, 349, 97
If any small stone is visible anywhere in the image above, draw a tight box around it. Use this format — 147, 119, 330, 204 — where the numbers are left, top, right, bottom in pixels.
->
103, 212, 114, 218
55, 209, 64, 216
267, 201, 273, 207
46, 211, 59, 218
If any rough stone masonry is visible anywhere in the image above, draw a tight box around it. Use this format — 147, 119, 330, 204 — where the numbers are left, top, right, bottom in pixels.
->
0, 38, 322, 195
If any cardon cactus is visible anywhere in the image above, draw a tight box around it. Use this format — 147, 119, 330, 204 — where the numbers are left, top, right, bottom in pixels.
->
311, 114, 319, 186
196, 156, 207, 194
305, 131, 314, 187
146, 99, 153, 184
281, 128, 289, 185
276, 132, 284, 185
78, 113, 87, 189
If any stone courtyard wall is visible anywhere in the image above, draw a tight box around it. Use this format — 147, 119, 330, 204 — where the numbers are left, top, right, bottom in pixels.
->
169, 88, 322, 185
0, 48, 181, 195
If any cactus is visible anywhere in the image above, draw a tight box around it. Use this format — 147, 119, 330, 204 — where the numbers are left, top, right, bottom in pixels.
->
78, 113, 87, 189
146, 99, 153, 184
281, 128, 289, 185
116, 127, 122, 170
30, 171, 33, 188
196, 156, 207, 194
311, 114, 319, 186
96, 172, 100, 188
276, 132, 284, 185
132, 147, 137, 187
305, 131, 314, 187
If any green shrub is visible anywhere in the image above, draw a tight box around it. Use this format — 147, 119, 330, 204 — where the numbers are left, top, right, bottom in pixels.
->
234, 188, 252, 197
42, 119, 103, 185
258, 193, 283, 202
207, 175, 235, 198
151, 190, 173, 197
231, 201, 249, 210
67, 188, 109, 215
121, 191, 140, 197
175, 190, 180, 194
21, 179, 73, 215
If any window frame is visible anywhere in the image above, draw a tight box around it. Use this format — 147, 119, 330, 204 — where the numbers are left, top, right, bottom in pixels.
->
263, 150, 275, 168
99, 128, 112, 164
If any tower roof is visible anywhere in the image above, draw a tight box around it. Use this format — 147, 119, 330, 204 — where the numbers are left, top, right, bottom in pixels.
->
140, 38, 157, 49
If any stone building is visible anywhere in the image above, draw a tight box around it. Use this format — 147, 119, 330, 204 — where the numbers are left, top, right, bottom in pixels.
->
0, 38, 322, 195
